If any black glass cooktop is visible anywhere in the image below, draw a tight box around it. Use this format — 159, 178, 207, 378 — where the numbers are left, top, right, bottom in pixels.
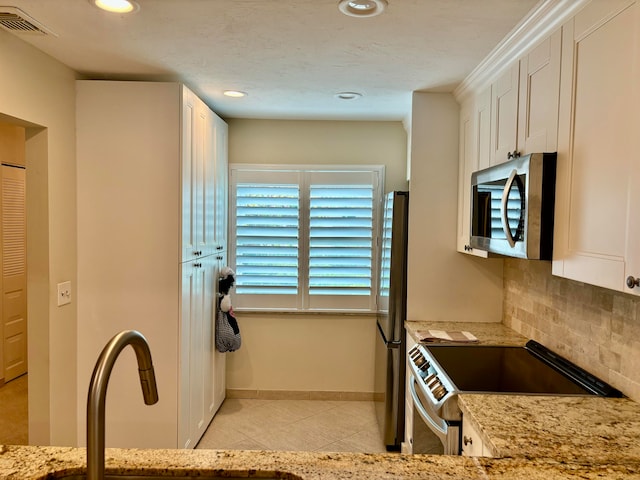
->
425, 340, 621, 397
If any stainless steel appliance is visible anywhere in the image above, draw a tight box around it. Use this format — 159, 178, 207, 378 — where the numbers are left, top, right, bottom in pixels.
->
470, 152, 556, 259
374, 191, 409, 451
407, 340, 622, 455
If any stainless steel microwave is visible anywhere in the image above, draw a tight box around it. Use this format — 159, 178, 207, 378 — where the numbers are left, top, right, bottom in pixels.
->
470, 153, 557, 260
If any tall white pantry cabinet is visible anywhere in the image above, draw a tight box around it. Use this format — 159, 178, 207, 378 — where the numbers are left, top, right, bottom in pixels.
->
76, 81, 228, 449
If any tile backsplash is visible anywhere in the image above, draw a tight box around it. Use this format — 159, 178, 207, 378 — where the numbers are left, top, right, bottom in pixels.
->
503, 259, 640, 402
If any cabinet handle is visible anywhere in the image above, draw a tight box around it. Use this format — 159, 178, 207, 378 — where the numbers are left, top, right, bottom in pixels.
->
193, 250, 202, 257
463, 436, 473, 446
507, 151, 521, 159
194, 262, 202, 268
464, 245, 473, 252
626, 276, 640, 289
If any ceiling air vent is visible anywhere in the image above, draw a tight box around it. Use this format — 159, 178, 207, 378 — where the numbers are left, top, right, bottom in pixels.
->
0, 6, 56, 36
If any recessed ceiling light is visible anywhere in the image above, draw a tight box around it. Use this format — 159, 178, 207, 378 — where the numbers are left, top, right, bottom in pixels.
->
223, 90, 247, 98
91, 0, 139, 13
338, 0, 388, 18
335, 92, 363, 100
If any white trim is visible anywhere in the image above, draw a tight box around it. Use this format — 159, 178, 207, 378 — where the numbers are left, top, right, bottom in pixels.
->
453, 0, 591, 102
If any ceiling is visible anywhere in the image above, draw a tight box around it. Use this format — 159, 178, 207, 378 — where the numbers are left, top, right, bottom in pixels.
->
1, 0, 539, 121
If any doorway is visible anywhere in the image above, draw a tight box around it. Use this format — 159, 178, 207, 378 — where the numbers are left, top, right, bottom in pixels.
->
0, 121, 28, 443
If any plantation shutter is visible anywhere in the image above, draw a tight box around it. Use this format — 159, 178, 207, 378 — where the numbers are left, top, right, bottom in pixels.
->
229, 166, 382, 312
306, 170, 379, 311
308, 185, 373, 295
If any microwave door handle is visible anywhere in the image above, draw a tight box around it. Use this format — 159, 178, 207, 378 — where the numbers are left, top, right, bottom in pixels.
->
501, 169, 518, 248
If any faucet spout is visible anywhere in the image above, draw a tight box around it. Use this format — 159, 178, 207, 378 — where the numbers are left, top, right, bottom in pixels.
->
87, 330, 159, 480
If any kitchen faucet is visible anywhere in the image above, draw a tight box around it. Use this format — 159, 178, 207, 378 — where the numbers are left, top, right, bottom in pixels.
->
87, 330, 159, 480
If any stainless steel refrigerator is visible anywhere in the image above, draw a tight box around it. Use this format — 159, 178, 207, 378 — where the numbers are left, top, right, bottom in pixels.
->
374, 191, 408, 451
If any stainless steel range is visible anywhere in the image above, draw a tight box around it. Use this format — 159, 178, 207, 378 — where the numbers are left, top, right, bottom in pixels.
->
407, 340, 622, 455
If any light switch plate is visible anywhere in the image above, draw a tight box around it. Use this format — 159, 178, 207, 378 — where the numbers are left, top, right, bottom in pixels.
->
57, 281, 71, 306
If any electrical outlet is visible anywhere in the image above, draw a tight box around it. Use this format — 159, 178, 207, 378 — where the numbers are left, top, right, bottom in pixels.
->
57, 281, 71, 306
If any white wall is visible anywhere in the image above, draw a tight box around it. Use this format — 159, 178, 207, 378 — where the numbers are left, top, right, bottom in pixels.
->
226, 119, 407, 393
406, 92, 503, 322
0, 28, 78, 445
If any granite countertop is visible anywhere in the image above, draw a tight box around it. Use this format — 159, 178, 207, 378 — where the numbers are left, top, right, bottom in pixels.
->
2, 444, 640, 480
459, 394, 640, 465
405, 320, 528, 346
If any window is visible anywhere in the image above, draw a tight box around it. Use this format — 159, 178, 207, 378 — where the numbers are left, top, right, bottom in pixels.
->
229, 165, 384, 312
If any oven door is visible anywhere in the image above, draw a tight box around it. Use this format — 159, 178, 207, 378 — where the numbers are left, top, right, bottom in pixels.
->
409, 374, 460, 455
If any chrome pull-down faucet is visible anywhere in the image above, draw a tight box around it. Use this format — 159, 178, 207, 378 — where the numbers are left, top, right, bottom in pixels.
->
87, 330, 159, 480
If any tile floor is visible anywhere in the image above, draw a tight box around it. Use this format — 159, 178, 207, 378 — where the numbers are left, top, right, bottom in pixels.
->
196, 398, 389, 453
0, 374, 28, 445
0, 379, 390, 455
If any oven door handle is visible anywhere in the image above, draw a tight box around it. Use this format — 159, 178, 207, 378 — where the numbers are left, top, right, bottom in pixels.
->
409, 375, 447, 437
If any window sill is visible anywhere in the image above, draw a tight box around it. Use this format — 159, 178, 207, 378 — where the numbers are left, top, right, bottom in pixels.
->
232, 308, 377, 317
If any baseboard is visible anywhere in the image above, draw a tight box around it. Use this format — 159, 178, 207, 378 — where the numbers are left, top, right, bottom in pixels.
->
226, 389, 375, 401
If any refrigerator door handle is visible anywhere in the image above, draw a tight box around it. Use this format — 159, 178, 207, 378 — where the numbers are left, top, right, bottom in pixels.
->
378, 322, 402, 348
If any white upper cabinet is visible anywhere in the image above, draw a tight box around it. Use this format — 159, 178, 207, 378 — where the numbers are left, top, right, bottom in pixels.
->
516, 29, 561, 155
457, 88, 491, 256
552, 0, 640, 296
182, 87, 218, 262
213, 113, 229, 252
490, 62, 520, 165
490, 30, 562, 166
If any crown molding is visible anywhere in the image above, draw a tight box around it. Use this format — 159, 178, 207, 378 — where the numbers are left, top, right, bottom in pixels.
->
453, 0, 590, 102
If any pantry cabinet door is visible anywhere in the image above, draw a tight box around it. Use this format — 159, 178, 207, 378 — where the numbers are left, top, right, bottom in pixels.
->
182, 87, 198, 263
517, 29, 561, 154
212, 251, 228, 414
213, 114, 228, 252
490, 62, 519, 165
552, 0, 640, 293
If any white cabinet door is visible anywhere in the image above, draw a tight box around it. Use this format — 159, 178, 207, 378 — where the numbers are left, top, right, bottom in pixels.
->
461, 415, 493, 457
457, 99, 475, 254
183, 88, 216, 262
180, 255, 217, 448
213, 114, 228, 252
212, 251, 228, 415
490, 62, 520, 165
182, 87, 200, 263
200, 104, 216, 258
457, 88, 490, 257
552, 0, 640, 294
179, 260, 196, 448
517, 29, 561, 154
488, 31, 561, 166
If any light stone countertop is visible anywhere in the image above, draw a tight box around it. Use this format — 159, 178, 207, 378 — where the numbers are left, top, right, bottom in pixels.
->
458, 394, 640, 465
405, 320, 528, 346
2, 444, 640, 480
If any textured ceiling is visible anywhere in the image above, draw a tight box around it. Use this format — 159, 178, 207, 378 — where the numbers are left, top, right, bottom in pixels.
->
2, 0, 539, 120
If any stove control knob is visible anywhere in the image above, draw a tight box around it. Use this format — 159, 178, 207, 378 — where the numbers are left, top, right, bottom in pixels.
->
409, 346, 420, 357
424, 374, 437, 386
419, 360, 430, 371
433, 386, 447, 400
428, 377, 441, 389
413, 355, 427, 368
